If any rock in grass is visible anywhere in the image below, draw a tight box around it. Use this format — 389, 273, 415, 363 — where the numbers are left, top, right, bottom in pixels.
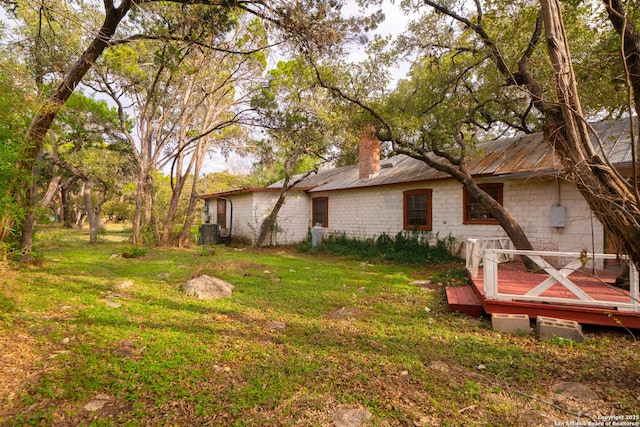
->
267, 321, 286, 330
183, 275, 234, 300
83, 394, 113, 412
115, 280, 133, 290
332, 408, 372, 427
553, 382, 598, 401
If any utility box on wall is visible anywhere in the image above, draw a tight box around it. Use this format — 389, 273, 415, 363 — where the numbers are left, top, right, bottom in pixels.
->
550, 205, 565, 228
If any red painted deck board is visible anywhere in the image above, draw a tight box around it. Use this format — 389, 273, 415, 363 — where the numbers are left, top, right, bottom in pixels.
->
467, 262, 640, 329
446, 286, 483, 317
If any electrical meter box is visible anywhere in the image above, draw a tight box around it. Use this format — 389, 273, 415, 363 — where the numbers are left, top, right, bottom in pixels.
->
550, 205, 565, 228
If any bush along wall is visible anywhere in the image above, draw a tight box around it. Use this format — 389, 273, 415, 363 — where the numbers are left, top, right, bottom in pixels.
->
301, 231, 460, 264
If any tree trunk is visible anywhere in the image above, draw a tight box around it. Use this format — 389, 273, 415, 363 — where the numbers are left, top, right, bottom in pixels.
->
463, 180, 535, 253
160, 151, 192, 246
61, 184, 72, 228
602, 0, 640, 204
179, 140, 207, 247
160, 180, 185, 245
5, 1, 131, 255
540, 0, 640, 267
41, 175, 61, 208
19, 173, 38, 261
82, 179, 100, 243
391, 137, 539, 267
603, 0, 640, 123
256, 181, 290, 247
19, 151, 45, 260
255, 166, 318, 247
131, 167, 147, 245
178, 180, 201, 247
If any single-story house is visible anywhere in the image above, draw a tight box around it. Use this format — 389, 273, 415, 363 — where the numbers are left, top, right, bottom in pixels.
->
199, 118, 637, 256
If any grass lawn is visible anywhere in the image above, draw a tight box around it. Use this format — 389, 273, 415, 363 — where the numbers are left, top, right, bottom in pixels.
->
1, 226, 639, 426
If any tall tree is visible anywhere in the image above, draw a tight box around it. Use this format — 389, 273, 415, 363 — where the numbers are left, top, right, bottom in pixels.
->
537, 0, 639, 263
44, 92, 134, 242
313, 0, 640, 267
601, 0, 640, 202
2, 0, 375, 257
411, 0, 640, 265
310, 6, 541, 260
249, 57, 337, 246
159, 16, 267, 246
0, 41, 32, 254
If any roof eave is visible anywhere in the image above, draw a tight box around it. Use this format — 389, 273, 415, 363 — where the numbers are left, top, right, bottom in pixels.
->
199, 186, 313, 199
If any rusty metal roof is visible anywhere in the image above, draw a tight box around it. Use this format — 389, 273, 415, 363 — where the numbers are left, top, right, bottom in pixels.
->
279, 117, 636, 193
202, 118, 636, 198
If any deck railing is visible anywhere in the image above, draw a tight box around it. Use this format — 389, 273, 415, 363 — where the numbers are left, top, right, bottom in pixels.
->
483, 249, 640, 312
465, 237, 513, 278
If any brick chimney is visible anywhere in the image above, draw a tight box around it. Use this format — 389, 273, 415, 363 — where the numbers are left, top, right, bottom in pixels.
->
359, 125, 380, 179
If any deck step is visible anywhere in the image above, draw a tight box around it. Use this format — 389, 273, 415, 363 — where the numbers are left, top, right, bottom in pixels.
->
446, 286, 484, 317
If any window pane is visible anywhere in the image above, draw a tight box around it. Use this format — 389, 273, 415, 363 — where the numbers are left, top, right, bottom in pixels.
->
407, 210, 427, 226
313, 199, 327, 226
465, 184, 502, 222
405, 192, 429, 228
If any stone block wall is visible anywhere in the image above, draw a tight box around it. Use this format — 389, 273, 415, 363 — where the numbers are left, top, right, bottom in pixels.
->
208, 175, 605, 255
309, 177, 604, 256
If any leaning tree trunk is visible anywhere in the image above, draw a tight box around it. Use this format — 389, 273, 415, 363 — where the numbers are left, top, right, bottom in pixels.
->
41, 175, 61, 209
540, 0, 640, 267
256, 177, 291, 247
4, 1, 132, 257
255, 165, 317, 247
463, 179, 535, 254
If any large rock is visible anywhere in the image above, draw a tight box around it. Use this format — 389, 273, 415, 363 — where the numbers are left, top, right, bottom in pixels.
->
183, 275, 234, 300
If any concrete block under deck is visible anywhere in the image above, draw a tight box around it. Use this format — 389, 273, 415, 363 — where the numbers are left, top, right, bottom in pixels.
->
536, 316, 584, 343
491, 313, 531, 334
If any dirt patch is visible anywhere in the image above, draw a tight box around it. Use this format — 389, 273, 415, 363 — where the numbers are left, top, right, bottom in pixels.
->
0, 332, 41, 417
410, 280, 445, 290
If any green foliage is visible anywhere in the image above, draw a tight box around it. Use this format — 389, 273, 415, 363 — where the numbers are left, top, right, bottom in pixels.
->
121, 246, 148, 259
203, 171, 252, 194
302, 231, 460, 264
0, 50, 31, 253
0, 291, 18, 313
248, 57, 338, 185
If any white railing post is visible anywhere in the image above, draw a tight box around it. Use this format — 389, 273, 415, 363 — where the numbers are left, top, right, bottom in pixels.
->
466, 239, 482, 278
465, 239, 473, 272
630, 263, 639, 311
484, 249, 499, 300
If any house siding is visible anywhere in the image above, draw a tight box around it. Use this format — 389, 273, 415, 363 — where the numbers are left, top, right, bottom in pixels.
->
205, 176, 604, 256
213, 191, 309, 245
310, 177, 604, 255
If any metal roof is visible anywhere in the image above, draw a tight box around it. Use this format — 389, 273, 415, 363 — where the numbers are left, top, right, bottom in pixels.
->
203, 117, 637, 198
282, 118, 636, 193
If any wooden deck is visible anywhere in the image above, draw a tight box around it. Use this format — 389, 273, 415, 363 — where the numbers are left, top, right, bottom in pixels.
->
463, 262, 640, 329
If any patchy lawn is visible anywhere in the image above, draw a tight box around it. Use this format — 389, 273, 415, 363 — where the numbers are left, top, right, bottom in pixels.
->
0, 226, 638, 426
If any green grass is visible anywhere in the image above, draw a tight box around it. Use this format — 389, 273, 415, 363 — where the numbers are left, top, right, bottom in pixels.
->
1, 226, 639, 426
